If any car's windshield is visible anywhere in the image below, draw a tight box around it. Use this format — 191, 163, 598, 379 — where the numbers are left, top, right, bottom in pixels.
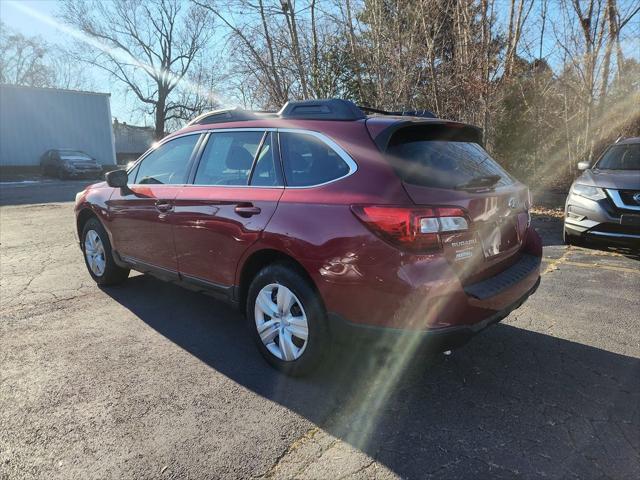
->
387, 128, 513, 189
594, 144, 640, 170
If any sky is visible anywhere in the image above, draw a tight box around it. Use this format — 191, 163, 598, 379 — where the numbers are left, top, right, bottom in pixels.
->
2, 0, 639, 128
1, 0, 145, 124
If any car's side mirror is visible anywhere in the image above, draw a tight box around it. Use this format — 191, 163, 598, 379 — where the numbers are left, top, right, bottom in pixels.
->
105, 169, 128, 188
577, 161, 590, 171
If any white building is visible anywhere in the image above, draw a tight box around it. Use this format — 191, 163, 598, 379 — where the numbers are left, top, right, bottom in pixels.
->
0, 84, 116, 167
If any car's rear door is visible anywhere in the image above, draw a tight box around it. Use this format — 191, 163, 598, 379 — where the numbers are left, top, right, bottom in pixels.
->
172, 129, 284, 289
107, 133, 203, 273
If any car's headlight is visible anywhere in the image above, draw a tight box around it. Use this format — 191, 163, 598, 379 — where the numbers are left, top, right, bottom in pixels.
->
571, 183, 606, 201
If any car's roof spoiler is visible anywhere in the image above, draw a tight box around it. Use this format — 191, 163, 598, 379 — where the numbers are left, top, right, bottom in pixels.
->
371, 119, 484, 151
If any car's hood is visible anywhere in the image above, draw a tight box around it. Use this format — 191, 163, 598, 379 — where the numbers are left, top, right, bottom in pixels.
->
61, 156, 97, 164
576, 169, 640, 190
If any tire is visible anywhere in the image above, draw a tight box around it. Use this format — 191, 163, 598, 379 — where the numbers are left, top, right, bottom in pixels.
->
58, 167, 69, 180
246, 263, 328, 376
81, 218, 130, 286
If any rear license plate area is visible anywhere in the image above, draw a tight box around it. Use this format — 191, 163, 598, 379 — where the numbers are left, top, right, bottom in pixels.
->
480, 218, 519, 258
442, 234, 479, 261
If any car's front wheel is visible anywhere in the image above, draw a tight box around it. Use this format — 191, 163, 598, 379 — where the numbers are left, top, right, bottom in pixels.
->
246, 263, 328, 376
82, 218, 130, 286
563, 224, 584, 247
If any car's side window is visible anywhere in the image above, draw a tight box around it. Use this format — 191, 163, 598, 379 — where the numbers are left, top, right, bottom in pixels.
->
134, 134, 200, 185
250, 133, 283, 187
279, 132, 351, 187
194, 131, 263, 186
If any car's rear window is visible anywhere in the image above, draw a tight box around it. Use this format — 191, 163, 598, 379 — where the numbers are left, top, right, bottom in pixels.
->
595, 144, 640, 170
386, 126, 513, 189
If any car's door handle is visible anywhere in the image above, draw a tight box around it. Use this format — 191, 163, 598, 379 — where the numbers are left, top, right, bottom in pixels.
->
234, 205, 261, 217
155, 200, 173, 213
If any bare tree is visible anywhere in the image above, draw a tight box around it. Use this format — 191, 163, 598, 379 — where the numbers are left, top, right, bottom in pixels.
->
164, 61, 223, 131
61, 0, 215, 138
504, 0, 535, 79
0, 22, 90, 90
194, 0, 353, 108
193, 0, 291, 107
0, 23, 54, 87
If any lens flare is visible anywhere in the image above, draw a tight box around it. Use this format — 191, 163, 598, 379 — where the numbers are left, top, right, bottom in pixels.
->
6, 1, 237, 111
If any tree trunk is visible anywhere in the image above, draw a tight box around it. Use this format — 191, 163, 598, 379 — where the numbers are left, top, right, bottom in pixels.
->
155, 88, 167, 140
283, 0, 309, 99
344, 0, 364, 102
598, 0, 617, 110
480, 0, 491, 144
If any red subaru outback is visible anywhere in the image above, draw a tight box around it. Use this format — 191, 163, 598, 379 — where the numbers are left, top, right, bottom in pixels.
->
75, 99, 541, 375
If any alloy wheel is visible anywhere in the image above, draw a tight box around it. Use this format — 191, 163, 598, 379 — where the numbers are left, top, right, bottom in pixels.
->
84, 230, 106, 277
254, 283, 309, 361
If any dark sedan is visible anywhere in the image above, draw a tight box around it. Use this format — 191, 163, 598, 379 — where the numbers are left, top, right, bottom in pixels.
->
564, 137, 640, 249
40, 149, 103, 179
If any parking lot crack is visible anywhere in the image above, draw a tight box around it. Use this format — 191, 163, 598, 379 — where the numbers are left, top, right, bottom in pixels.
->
259, 426, 323, 479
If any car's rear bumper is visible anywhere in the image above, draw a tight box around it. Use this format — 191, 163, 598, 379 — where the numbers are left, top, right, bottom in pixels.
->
328, 275, 540, 351
311, 227, 542, 347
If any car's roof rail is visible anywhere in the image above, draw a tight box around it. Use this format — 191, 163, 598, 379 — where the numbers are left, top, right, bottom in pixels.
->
359, 105, 437, 119
187, 108, 278, 126
186, 99, 438, 126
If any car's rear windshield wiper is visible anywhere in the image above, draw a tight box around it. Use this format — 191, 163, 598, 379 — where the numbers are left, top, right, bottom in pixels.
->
455, 175, 502, 191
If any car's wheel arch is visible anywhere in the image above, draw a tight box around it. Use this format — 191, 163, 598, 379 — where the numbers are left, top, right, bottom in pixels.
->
236, 248, 322, 311
76, 207, 100, 241
76, 207, 118, 253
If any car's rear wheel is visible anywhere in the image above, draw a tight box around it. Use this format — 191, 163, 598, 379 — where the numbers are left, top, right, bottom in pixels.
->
246, 263, 328, 376
82, 218, 130, 286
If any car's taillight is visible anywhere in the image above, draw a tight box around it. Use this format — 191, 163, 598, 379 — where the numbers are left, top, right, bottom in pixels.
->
350, 205, 469, 252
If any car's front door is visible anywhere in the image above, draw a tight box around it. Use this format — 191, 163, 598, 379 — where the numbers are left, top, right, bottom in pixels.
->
107, 133, 202, 273
172, 130, 284, 289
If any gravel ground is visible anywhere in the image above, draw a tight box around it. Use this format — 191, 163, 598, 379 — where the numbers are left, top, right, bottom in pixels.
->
1, 181, 639, 479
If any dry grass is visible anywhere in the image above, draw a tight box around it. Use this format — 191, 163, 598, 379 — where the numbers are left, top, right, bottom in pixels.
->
531, 206, 565, 220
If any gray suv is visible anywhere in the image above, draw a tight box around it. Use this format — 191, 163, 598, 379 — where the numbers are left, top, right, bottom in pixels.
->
564, 137, 640, 249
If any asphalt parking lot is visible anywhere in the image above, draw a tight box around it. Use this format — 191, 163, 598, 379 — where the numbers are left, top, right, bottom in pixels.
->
1, 180, 639, 480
